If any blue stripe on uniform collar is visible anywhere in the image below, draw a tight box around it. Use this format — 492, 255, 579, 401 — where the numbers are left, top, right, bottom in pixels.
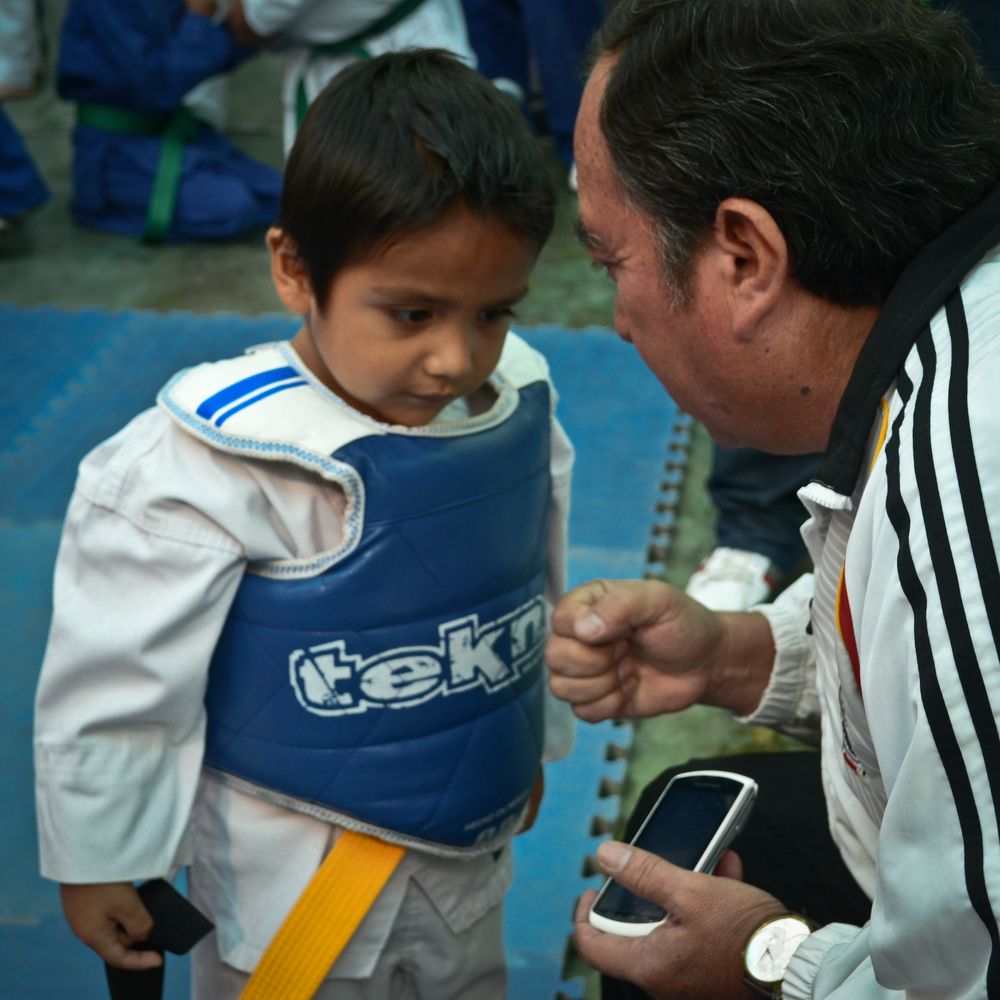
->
196, 365, 300, 420
216, 379, 307, 427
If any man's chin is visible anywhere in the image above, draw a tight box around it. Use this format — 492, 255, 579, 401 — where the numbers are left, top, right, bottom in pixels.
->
699, 417, 745, 450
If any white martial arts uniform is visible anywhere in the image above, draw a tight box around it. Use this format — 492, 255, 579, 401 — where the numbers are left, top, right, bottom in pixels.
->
238, 0, 476, 152
35, 333, 574, 998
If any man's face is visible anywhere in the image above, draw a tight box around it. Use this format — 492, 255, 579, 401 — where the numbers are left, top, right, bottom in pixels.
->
573, 60, 747, 446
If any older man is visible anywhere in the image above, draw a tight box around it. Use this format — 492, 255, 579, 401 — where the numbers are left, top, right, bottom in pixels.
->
546, 1, 1000, 997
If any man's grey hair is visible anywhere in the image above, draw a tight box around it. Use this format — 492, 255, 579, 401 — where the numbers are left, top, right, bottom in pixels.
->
593, 0, 1000, 306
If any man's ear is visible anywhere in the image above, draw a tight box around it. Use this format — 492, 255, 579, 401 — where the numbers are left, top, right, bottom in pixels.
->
267, 227, 314, 315
710, 198, 790, 339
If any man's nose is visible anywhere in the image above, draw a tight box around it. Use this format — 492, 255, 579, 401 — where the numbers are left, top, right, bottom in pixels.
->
614, 297, 632, 343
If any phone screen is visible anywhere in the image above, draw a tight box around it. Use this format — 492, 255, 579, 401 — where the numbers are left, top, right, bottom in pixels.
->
591, 776, 744, 924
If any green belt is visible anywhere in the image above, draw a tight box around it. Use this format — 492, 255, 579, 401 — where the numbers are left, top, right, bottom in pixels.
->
296, 0, 431, 124
76, 102, 203, 244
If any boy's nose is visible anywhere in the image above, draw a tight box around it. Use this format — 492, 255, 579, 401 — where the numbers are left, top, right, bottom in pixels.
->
426, 326, 474, 379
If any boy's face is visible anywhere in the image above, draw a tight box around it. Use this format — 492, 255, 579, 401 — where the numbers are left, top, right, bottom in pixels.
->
271, 206, 538, 428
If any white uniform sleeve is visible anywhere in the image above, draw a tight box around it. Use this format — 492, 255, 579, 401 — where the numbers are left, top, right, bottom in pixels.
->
240, 0, 422, 45
34, 422, 246, 883
542, 413, 575, 763
239, 0, 331, 39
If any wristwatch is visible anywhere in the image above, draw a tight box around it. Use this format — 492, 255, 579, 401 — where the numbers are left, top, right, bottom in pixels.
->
743, 913, 815, 998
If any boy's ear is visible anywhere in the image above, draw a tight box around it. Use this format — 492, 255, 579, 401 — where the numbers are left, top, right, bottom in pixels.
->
267, 227, 314, 314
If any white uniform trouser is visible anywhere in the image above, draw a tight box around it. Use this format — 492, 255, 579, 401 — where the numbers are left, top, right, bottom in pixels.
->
190, 876, 507, 1000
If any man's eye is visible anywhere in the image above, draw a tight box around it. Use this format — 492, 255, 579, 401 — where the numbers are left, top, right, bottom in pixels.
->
591, 258, 618, 281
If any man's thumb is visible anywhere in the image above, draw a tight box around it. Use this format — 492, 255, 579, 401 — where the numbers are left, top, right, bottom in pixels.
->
574, 610, 609, 641
597, 840, 633, 874
596, 840, 677, 909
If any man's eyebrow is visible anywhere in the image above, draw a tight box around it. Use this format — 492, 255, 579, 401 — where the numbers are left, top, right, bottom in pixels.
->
573, 216, 606, 253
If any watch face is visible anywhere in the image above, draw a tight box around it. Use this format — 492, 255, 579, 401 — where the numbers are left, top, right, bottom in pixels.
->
746, 916, 813, 982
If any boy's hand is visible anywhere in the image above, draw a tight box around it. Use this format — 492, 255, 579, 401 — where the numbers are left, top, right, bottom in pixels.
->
60, 882, 163, 970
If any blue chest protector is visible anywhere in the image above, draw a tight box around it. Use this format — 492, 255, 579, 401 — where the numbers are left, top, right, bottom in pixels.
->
160, 343, 553, 855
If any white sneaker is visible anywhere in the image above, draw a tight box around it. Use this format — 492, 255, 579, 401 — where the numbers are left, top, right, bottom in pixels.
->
685, 547, 780, 611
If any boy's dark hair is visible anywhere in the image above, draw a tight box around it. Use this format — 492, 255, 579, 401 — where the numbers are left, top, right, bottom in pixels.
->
279, 49, 555, 310
594, 0, 1000, 307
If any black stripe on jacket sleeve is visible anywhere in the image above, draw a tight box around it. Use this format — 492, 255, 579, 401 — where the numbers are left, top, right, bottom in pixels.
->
945, 290, 1000, 661
885, 329, 1000, 994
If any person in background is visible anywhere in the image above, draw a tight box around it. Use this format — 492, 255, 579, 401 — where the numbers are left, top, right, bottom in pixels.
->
0, 0, 49, 232
36, 50, 573, 999
684, 447, 819, 611
460, 0, 607, 191
226, 0, 475, 154
0, 103, 50, 232
946, 0, 999, 79
56, 0, 281, 243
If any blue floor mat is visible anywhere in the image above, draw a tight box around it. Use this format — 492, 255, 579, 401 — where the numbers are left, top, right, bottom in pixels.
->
0, 305, 689, 999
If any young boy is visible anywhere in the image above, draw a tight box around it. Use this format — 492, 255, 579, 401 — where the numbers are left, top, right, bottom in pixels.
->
35, 50, 573, 998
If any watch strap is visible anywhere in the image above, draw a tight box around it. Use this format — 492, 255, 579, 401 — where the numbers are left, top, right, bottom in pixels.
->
743, 977, 779, 999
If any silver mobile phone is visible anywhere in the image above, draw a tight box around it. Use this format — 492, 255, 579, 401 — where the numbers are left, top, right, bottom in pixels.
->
588, 769, 758, 937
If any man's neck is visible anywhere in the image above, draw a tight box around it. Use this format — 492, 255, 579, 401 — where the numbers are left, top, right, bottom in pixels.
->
758, 293, 880, 456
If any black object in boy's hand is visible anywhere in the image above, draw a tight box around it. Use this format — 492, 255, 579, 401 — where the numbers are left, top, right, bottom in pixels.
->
104, 879, 214, 1000
132, 879, 214, 954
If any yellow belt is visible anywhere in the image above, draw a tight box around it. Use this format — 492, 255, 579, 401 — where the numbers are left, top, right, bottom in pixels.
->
239, 830, 405, 1000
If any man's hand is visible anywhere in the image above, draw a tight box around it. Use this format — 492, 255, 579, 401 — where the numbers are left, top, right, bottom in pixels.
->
545, 579, 721, 722
576, 842, 787, 999
60, 882, 162, 970
545, 578, 775, 722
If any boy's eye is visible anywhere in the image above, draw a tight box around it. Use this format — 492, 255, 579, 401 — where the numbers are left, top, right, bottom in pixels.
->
392, 308, 433, 324
480, 306, 516, 323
